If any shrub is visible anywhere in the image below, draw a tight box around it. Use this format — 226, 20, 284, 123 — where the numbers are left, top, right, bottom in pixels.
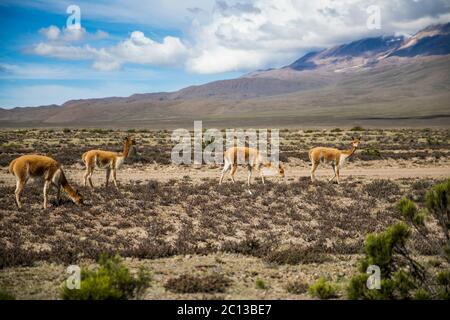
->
348, 179, 450, 300
350, 126, 364, 131
285, 280, 308, 294
308, 277, 338, 299
0, 289, 16, 300
255, 278, 267, 290
361, 146, 381, 158
436, 271, 450, 299
61, 255, 150, 300
346, 222, 423, 299
164, 273, 231, 294
264, 246, 328, 265
396, 197, 427, 226
425, 179, 449, 260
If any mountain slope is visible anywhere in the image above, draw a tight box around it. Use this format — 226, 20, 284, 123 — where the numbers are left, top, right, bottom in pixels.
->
1, 22, 449, 127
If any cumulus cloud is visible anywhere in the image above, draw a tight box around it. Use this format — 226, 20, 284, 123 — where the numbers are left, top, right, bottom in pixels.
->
29, 0, 450, 74
39, 25, 109, 42
184, 0, 450, 73
40, 25, 60, 40
31, 30, 187, 71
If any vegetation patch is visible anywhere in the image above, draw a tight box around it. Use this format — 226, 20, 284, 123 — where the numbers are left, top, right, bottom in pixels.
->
164, 273, 231, 294
61, 255, 150, 300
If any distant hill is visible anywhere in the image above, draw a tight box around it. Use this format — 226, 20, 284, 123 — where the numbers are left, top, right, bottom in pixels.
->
1, 22, 449, 128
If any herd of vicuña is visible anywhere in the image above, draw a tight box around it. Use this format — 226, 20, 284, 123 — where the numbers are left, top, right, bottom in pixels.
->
8, 135, 360, 209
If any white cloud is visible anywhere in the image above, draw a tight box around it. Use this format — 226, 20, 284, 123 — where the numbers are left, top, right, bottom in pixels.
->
31, 30, 188, 71
40, 25, 60, 40
184, 0, 450, 73
112, 31, 187, 65
39, 25, 109, 42
27, 0, 450, 75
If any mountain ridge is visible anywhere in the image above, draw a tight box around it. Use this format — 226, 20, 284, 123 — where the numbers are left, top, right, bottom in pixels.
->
1, 22, 449, 127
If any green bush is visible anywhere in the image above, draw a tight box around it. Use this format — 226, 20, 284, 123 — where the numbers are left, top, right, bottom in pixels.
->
0, 289, 16, 300
255, 278, 267, 290
308, 277, 338, 299
61, 255, 150, 300
425, 179, 449, 243
361, 146, 381, 158
346, 223, 421, 299
347, 180, 450, 299
436, 271, 450, 299
396, 197, 427, 226
350, 126, 365, 131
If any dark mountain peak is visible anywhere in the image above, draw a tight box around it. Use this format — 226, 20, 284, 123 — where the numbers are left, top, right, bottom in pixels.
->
319, 35, 404, 59
389, 21, 450, 58
420, 22, 450, 34
287, 51, 321, 71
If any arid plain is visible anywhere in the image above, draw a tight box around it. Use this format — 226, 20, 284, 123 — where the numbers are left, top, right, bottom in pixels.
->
0, 127, 449, 299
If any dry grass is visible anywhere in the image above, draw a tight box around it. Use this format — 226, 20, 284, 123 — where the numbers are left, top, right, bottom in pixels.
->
0, 128, 448, 299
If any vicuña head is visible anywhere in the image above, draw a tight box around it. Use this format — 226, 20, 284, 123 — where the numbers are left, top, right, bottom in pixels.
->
351, 136, 361, 149
263, 162, 285, 179
82, 135, 137, 189
9, 154, 84, 209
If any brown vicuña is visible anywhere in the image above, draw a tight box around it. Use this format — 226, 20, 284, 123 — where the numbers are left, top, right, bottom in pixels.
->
9, 155, 83, 209
82, 136, 136, 189
309, 137, 360, 184
220, 146, 285, 186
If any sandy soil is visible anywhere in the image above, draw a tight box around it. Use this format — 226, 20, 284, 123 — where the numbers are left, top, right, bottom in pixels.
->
2, 163, 449, 187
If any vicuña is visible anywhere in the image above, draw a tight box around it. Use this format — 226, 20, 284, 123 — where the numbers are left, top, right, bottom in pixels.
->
9, 155, 83, 209
82, 136, 136, 189
309, 137, 360, 184
219, 146, 285, 186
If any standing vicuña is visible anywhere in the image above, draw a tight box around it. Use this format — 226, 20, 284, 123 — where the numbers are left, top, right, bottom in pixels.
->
309, 137, 360, 184
9, 155, 83, 209
82, 136, 136, 189
219, 146, 285, 186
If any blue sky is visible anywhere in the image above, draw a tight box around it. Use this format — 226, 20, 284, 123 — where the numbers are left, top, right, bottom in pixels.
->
1, 0, 449, 108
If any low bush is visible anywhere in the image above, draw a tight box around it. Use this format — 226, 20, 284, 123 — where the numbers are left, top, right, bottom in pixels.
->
347, 180, 450, 299
61, 255, 150, 300
285, 280, 308, 294
255, 278, 268, 290
264, 246, 329, 265
164, 273, 231, 294
0, 289, 16, 300
308, 277, 338, 299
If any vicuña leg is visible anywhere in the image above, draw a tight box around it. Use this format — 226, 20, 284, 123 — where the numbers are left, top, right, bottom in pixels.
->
15, 179, 25, 209
310, 162, 319, 182
43, 180, 51, 209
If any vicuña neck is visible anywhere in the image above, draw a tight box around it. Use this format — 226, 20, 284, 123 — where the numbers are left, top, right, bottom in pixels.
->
61, 172, 78, 200
342, 146, 357, 158
121, 140, 131, 158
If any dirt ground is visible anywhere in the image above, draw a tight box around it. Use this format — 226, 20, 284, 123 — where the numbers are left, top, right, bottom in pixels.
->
0, 128, 449, 299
